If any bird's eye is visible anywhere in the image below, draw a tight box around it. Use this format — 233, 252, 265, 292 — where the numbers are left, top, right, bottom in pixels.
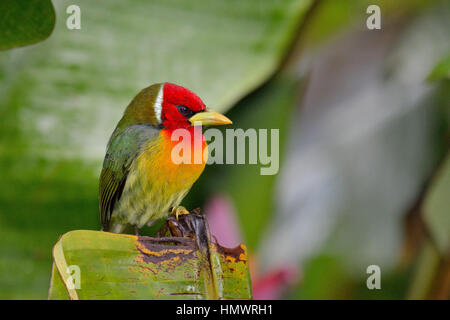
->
176, 105, 194, 118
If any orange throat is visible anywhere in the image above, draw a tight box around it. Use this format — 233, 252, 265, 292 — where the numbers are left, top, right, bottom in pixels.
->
135, 127, 207, 196
161, 126, 208, 167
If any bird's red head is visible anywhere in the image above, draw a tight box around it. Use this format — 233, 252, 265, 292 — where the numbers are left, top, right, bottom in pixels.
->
119, 83, 231, 132
160, 83, 207, 130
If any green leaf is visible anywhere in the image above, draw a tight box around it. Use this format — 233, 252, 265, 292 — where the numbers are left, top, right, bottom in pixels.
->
427, 54, 450, 82
406, 240, 441, 299
0, 0, 56, 50
423, 154, 450, 254
48, 216, 252, 299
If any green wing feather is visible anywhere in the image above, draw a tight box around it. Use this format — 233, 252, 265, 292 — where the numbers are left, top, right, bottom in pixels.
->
99, 124, 160, 231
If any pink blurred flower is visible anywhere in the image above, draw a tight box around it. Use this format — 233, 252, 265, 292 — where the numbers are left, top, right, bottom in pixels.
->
204, 194, 242, 248
250, 264, 299, 300
204, 194, 299, 300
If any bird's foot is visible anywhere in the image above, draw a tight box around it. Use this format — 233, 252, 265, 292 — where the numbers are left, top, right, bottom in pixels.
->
158, 208, 202, 238
134, 225, 140, 236
171, 206, 190, 220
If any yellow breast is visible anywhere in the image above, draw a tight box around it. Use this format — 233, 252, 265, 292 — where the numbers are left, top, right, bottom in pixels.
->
111, 128, 208, 229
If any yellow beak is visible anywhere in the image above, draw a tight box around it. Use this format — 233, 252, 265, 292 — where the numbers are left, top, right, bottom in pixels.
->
189, 110, 232, 126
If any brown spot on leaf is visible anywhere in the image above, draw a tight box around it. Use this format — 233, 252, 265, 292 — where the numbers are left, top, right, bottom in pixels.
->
215, 243, 247, 263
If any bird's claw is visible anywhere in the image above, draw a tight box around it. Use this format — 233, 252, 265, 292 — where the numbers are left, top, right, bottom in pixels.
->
171, 206, 190, 220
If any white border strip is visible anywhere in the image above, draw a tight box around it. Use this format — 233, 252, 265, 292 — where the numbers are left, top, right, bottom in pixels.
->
154, 83, 164, 124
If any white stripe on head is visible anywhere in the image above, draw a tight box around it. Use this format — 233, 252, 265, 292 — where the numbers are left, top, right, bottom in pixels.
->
154, 83, 164, 124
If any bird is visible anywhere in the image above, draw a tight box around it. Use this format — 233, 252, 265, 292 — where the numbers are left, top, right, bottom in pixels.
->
99, 83, 232, 234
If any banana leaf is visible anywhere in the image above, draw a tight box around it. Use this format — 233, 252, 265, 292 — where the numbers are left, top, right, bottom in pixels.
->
423, 153, 450, 255
48, 214, 252, 300
427, 54, 450, 82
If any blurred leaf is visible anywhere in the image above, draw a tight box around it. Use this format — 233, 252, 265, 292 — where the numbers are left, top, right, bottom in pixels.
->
48, 229, 251, 300
0, 0, 313, 161
427, 54, 450, 82
294, 255, 351, 299
407, 240, 441, 299
0, 0, 55, 50
423, 154, 450, 254
293, 254, 412, 299
299, 0, 436, 49
259, 1, 450, 276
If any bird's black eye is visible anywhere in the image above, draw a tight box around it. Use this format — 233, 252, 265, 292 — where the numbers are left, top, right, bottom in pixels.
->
176, 105, 195, 118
